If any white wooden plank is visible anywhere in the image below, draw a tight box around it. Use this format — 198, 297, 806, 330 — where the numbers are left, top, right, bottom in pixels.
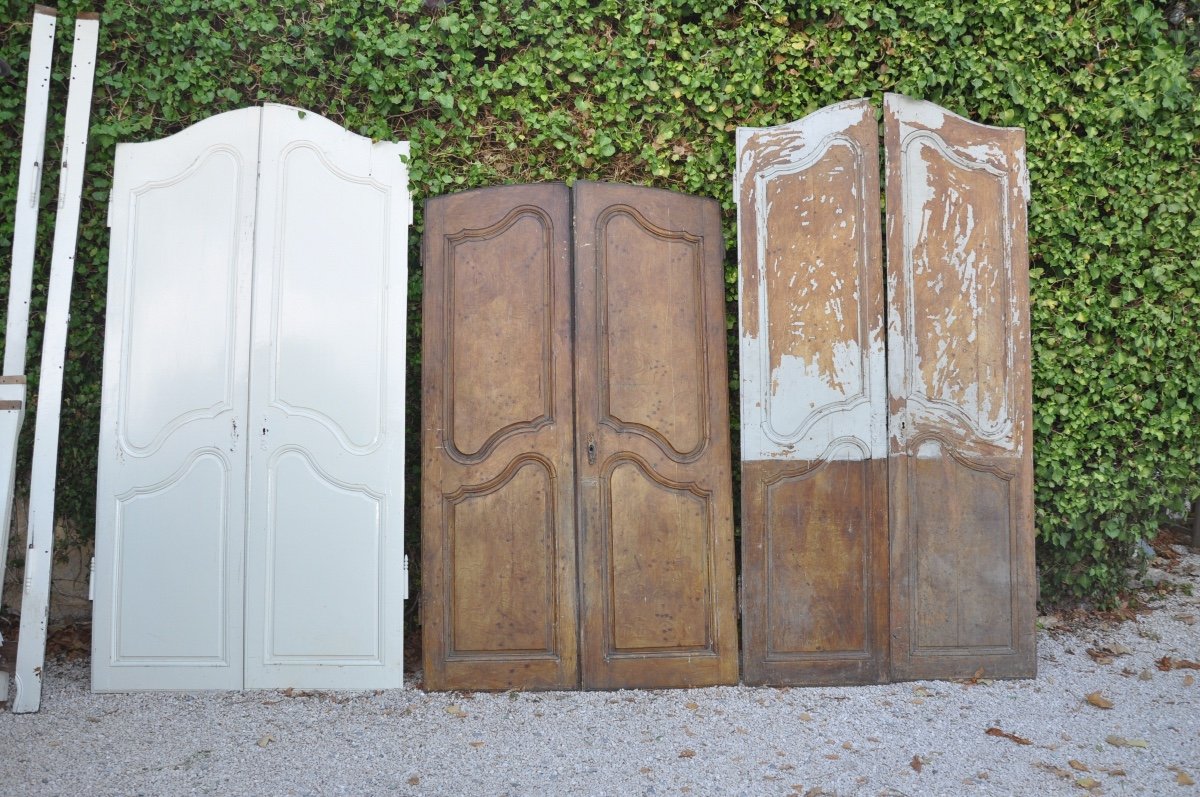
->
3, 6, 58, 376
0, 5, 58, 706
12, 13, 99, 714
91, 108, 261, 692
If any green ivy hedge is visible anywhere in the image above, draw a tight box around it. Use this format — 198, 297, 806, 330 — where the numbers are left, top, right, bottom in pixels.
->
1, 0, 1197, 604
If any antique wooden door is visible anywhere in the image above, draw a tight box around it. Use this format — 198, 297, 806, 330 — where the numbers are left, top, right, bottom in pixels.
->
422, 182, 737, 691
94, 105, 410, 692
736, 100, 889, 685
421, 184, 580, 691
573, 182, 738, 690
884, 93, 1035, 680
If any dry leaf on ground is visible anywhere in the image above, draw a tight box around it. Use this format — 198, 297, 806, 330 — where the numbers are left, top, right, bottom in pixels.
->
911, 755, 923, 773
1085, 691, 1114, 709
445, 705, 468, 718
1170, 767, 1196, 786
1105, 735, 1149, 748
1087, 644, 1132, 664
986, 727, 1033, 745
256, 734, 273, 748
1069, 760, 1090, 772
1075, 776, 1101, 790
1157, 656, 1200, 671
1036, 762, 1075, 780
678, 748, 696, 759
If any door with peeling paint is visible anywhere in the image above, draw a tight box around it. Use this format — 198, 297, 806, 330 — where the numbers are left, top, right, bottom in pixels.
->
422, 182, 738, 691
884, 93, 1035, 680
736, 99, 890, 686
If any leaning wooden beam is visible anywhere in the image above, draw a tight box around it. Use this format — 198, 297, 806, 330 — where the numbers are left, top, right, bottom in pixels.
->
0, 4, 58, 706
12, 12, 99, 714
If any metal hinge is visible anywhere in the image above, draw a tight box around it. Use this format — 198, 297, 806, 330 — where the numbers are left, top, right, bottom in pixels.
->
402, 554, 409, 601
88, 556, 95, 601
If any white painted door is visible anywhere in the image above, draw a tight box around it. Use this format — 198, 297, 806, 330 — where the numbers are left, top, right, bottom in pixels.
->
94, 105, 410, 692
242, 105, 409, 689
93, 108, 259, 690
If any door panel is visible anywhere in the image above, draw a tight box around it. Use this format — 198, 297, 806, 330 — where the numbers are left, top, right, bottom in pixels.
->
93, 108, 260, 691
422, 184, 579, 691
244, 105, 409, 689
736, 100, 889, 685
885, 93, 1035, 680
574, 181, 738, 690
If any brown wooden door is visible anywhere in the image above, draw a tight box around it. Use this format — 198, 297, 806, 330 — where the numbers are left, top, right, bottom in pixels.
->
421, 184, 580, 690
884, 94, 1036, 680
422, 182, 738, 691
735, 100, 890, 685
573, 182, 739, 689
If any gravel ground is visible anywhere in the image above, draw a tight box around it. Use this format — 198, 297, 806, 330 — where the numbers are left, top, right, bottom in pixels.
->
1, 544, 1197, 797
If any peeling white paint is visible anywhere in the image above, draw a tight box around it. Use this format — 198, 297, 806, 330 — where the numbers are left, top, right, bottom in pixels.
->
886, 93, 1025, 457
738, 101, 885, 464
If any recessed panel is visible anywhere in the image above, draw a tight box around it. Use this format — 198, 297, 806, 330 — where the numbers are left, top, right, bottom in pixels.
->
266, 450, 382, 662
448, 211, 552, 458
904, 138, 1009, 434
601, 211, 705, 457
272, 145, 386, 451
122, 151, 241, 452
762, 141, 867, 441
765, 458, 869, 656
448, 459, 556, 655
607, 460, 710, 653
912, 441, 1014, 651
114, 453, 228, 662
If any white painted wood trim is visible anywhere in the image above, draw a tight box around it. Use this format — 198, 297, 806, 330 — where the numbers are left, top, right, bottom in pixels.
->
3, 7, 58, 377
0, 5, 57, 705
13, 13, 99, 714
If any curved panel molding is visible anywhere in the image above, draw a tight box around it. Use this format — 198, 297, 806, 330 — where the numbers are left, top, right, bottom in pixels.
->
756, 135, 872, 446
263, 447, 384, 664
597, 205, 708, 461
900, 130, 1013, 442
602, 456, 715, 656
444, 455, 559, 658
763, 442, 872, 660
270, 143, 390, 453
444, 206, 556, 462
113, 451, 230, 663
120, 147, 243, 455
907, 436, 1016, 654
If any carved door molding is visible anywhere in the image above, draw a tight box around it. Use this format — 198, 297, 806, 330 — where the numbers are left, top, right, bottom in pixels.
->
737, 95, 1034, 685
884, 94, 1035, 680
422, 181, 738, 691
93, 105, 411, 692
736, 100, 889, 686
